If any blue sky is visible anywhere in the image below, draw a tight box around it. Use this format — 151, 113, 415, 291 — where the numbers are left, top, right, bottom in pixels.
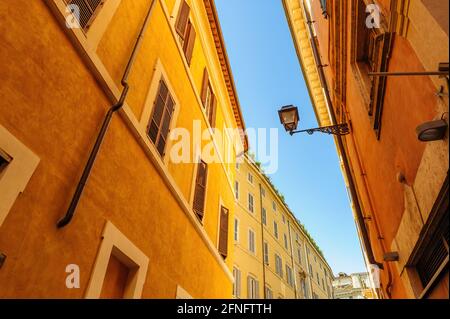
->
216, 0, 367, 275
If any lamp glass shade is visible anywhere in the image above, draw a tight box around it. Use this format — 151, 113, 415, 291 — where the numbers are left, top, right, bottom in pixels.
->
278, 105, 299, 132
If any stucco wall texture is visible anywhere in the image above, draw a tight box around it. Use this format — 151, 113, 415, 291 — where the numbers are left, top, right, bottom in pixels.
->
0, 0, 239, 298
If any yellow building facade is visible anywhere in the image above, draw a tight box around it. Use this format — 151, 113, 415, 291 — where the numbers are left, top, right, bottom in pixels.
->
0, 0, 246, 298
232, 155, 334, 299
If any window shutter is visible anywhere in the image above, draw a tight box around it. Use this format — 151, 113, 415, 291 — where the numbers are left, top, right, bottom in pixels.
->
201, 68, 209, 107
247, 276, 251, 299
175, 0, 190, 39
193, 160, 208, 220
218, 206, 229, 258
255, 280, 260, 299
208, 95, 217, 127
148, 79, 174, 157
183, 21, 196, 65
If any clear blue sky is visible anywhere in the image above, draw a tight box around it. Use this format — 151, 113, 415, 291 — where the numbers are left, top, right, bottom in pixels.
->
216, 0, 367, 275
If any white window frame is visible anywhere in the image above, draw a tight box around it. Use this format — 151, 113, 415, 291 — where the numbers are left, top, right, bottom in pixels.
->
273, 221, 278, 239
176, 285, 193, 299
0, 126, 40, 227
85, 221, 149, 298
275, 254, 283, 277
248, 228, 256, 254
233, 266, 241, 298
247, 275, 259, 299
247, 172, 253, 184
248, 193, 254, 213
140, 59, 181, 166
234, 217, 239, 242
263, 242, 269, 265
262, 207, 267, 225
53, 0, 122, 51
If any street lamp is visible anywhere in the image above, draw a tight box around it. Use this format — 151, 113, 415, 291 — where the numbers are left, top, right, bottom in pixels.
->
278, 105, 350, 136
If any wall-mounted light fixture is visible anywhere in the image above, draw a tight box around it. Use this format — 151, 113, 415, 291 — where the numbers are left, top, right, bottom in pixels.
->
416, 119, 448, 142
278, 105, 350, 136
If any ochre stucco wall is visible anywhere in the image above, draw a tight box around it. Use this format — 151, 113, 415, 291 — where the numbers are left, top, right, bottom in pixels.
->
0, 0, 239, 298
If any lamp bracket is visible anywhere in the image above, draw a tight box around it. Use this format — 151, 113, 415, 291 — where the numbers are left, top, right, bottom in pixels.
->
290, 123, 350, 136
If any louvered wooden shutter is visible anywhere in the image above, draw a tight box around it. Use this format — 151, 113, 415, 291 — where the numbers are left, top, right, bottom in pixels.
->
218, 206, 229, 258
175, 0, 190, 39
148, 79, 175, 157
209, 95, 217, 127
201, 68, 209, 107
183, 21, 196, 65
69, 0, 104, 31
193, 160, 208, 220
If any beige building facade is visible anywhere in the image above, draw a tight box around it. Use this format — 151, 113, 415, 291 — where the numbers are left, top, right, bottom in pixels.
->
232, 155, 334, 299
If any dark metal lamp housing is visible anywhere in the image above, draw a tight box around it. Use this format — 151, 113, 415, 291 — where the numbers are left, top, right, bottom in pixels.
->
278, 105, 299, 133
416, 119, 448, 142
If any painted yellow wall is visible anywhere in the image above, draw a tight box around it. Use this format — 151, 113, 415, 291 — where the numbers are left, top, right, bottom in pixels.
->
0, 0, 243, 298
233, 155, 334, 299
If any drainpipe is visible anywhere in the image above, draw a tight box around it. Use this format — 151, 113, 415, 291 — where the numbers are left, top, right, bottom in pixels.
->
299, 2, 383, 270
57, 0, 156, 228
259, 183, 267, 299
287, 220, 298, 298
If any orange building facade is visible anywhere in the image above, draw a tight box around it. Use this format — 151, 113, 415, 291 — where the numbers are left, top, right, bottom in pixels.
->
0, 0, 246, 298
284, 0, 448, 299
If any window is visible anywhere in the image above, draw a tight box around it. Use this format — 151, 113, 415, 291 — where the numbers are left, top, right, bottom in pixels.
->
0, 148, 12, 176
314, 255, 317, 262
234, 181, 239, 200
273, 221, 278, 239
218, 206, 229, 259
248, 193, 254, 213
286, 265, 294, 287
284, 234, 288, 250
85, 221, 149, 298
0, 126, 40, 227
68, 0, 105, 32
261, 207, 267, 225
193, 160, 208, 221
263, 242, 269, 265
261, 187, 265, 197
148, 79, 175, 157
309, 264, 313, 276
275, 254, 283, 277
233, 267, 241, 298
282, 215, 285, 224
234, 218, 239, 242
322, 278, 325, 290
295, 233, 299, 242
235, 162, 240, 170
301, 278, 308, 299
297, 248, 302, 264
265, 286, 273, 299
316, 273, 320, 284
272, 201, 276, 212
247, 276, 259, 299
200, 68, 217, 127
247, 172, 253, 184
411, 175, 449, 297
351, 0, 392, 137
248, 229, 255, 254
175, 0, 196, 64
